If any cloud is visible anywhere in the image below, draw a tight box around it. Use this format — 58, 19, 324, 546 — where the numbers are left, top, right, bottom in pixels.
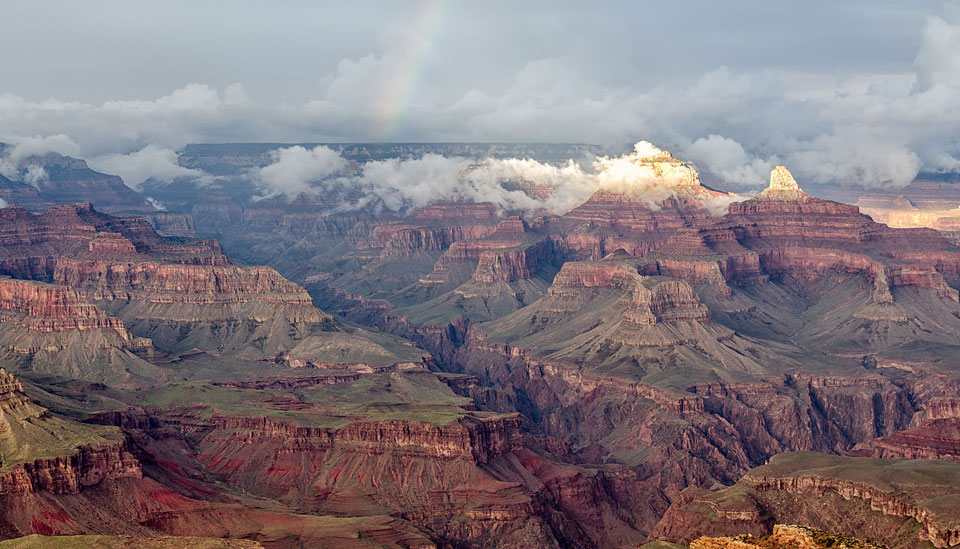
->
915, 15, 960, 90
253, 141, 740, 215
785, 130, 922, 186
255, 146, 349, 199
145, 197, 167, 211
0, 134, 81, 159
1, 11, 960, 191
89, 145, 207, 190
0, 84, 267, 158
22, 166, 48, 189
685, 135, 774, 186
0, 134, 81, 180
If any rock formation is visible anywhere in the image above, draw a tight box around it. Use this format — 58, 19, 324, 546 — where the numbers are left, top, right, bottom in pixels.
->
689, 524, 884, 549
0, 368, 141, 495
10, 153, 152, 213
652, 452, 960, 548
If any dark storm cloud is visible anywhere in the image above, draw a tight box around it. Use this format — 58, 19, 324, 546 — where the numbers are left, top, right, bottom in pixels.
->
1, 0, 959, 189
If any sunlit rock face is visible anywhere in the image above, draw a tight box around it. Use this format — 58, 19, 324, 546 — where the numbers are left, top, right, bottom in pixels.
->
596, 141, 704, 196
758, 165, 808, 200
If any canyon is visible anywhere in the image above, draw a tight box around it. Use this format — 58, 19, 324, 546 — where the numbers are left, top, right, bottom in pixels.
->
0, 143, 959, 547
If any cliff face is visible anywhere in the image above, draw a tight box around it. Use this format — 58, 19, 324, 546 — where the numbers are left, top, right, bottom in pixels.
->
138, 212, 197, 238
0, 175, 50, 211
651, 452, 960, 549
470, 238, 556, 284
689, 524, 884, 549
0, 442, 142, 495
0, 204, 415, 368
450, 330, 921, 496
746, 474, 960, 548
0, 277, 159, 383
52, 260, 317, 309
15, 154, 152, 213
0, 368, 141, 496
637, 169, 960, 303
0, 277, 126, 332
97, 399, 660, 548
850, 397, 960, 462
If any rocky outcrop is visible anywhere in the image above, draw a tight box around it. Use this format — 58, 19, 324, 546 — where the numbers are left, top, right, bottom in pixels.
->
0, 174, 50, 211
653, 452, 960, 548
52, 260, 317, 309
549, 261, 638, 289
375, 225, 500, 256
690, 524, 884, 549
850, 419, 960, 462
0, 368, 142, 496
749, 474, 960, 547
16, 153, 152, 213
0, 277, 126, 332
0, 203, 227, 267
0, 442, 142, 495
0, 277, 157, 382
140, 212, 197, 237
471, 239, 556, 283
0, 204, 398, 368
203, 413, 523, 464
851, 399, 960, 462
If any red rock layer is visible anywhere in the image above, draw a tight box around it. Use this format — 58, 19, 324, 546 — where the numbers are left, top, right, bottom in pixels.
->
0, 367, 29, 410
471, 239, 556, 283
203, 413, 523, 465
850, 419, 960, 462
746, 475, 960, 548
50, 260, 314, 307
0, 204, 226, 266
633, 180, 960, 301
563, 191, 717, 231
0, 277, 125, 332
0, 443, 142, 495
0, 204, 316, 311
556, 192, 724, 260
0, 369, 142, 496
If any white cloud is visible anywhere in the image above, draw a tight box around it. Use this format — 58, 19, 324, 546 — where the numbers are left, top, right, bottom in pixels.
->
685, 135, 774, 186
786, 130, 922, 186
145, 196, 167, 211
255, 146, 348, 199
915, 15, 960, 90
1, 12, 960, 191
89, 145, 207, 190
0, 134, 80, 180
1, 134, 81, 159
253, 141, 741, 215
22, 166, 48, 189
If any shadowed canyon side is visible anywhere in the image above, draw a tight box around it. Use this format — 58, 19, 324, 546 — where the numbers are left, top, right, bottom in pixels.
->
2, 141, 960, 547
0, 202, 428, 377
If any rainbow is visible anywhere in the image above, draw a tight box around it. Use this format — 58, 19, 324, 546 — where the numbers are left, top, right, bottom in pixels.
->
373, 0, 447, 140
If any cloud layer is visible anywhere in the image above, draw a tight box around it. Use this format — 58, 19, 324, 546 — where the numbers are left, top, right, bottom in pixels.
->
251, 141, 743, 216
1, 10, 960, 190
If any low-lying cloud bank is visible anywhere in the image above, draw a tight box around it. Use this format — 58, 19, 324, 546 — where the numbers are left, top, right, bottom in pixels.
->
1, 14, 960, 190
252, 141, 743, 216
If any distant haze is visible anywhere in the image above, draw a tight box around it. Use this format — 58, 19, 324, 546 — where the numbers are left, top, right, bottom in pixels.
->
2, 1, 960, 188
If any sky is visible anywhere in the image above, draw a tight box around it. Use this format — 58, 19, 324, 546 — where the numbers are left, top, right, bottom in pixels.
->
2, 0, 960, 189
